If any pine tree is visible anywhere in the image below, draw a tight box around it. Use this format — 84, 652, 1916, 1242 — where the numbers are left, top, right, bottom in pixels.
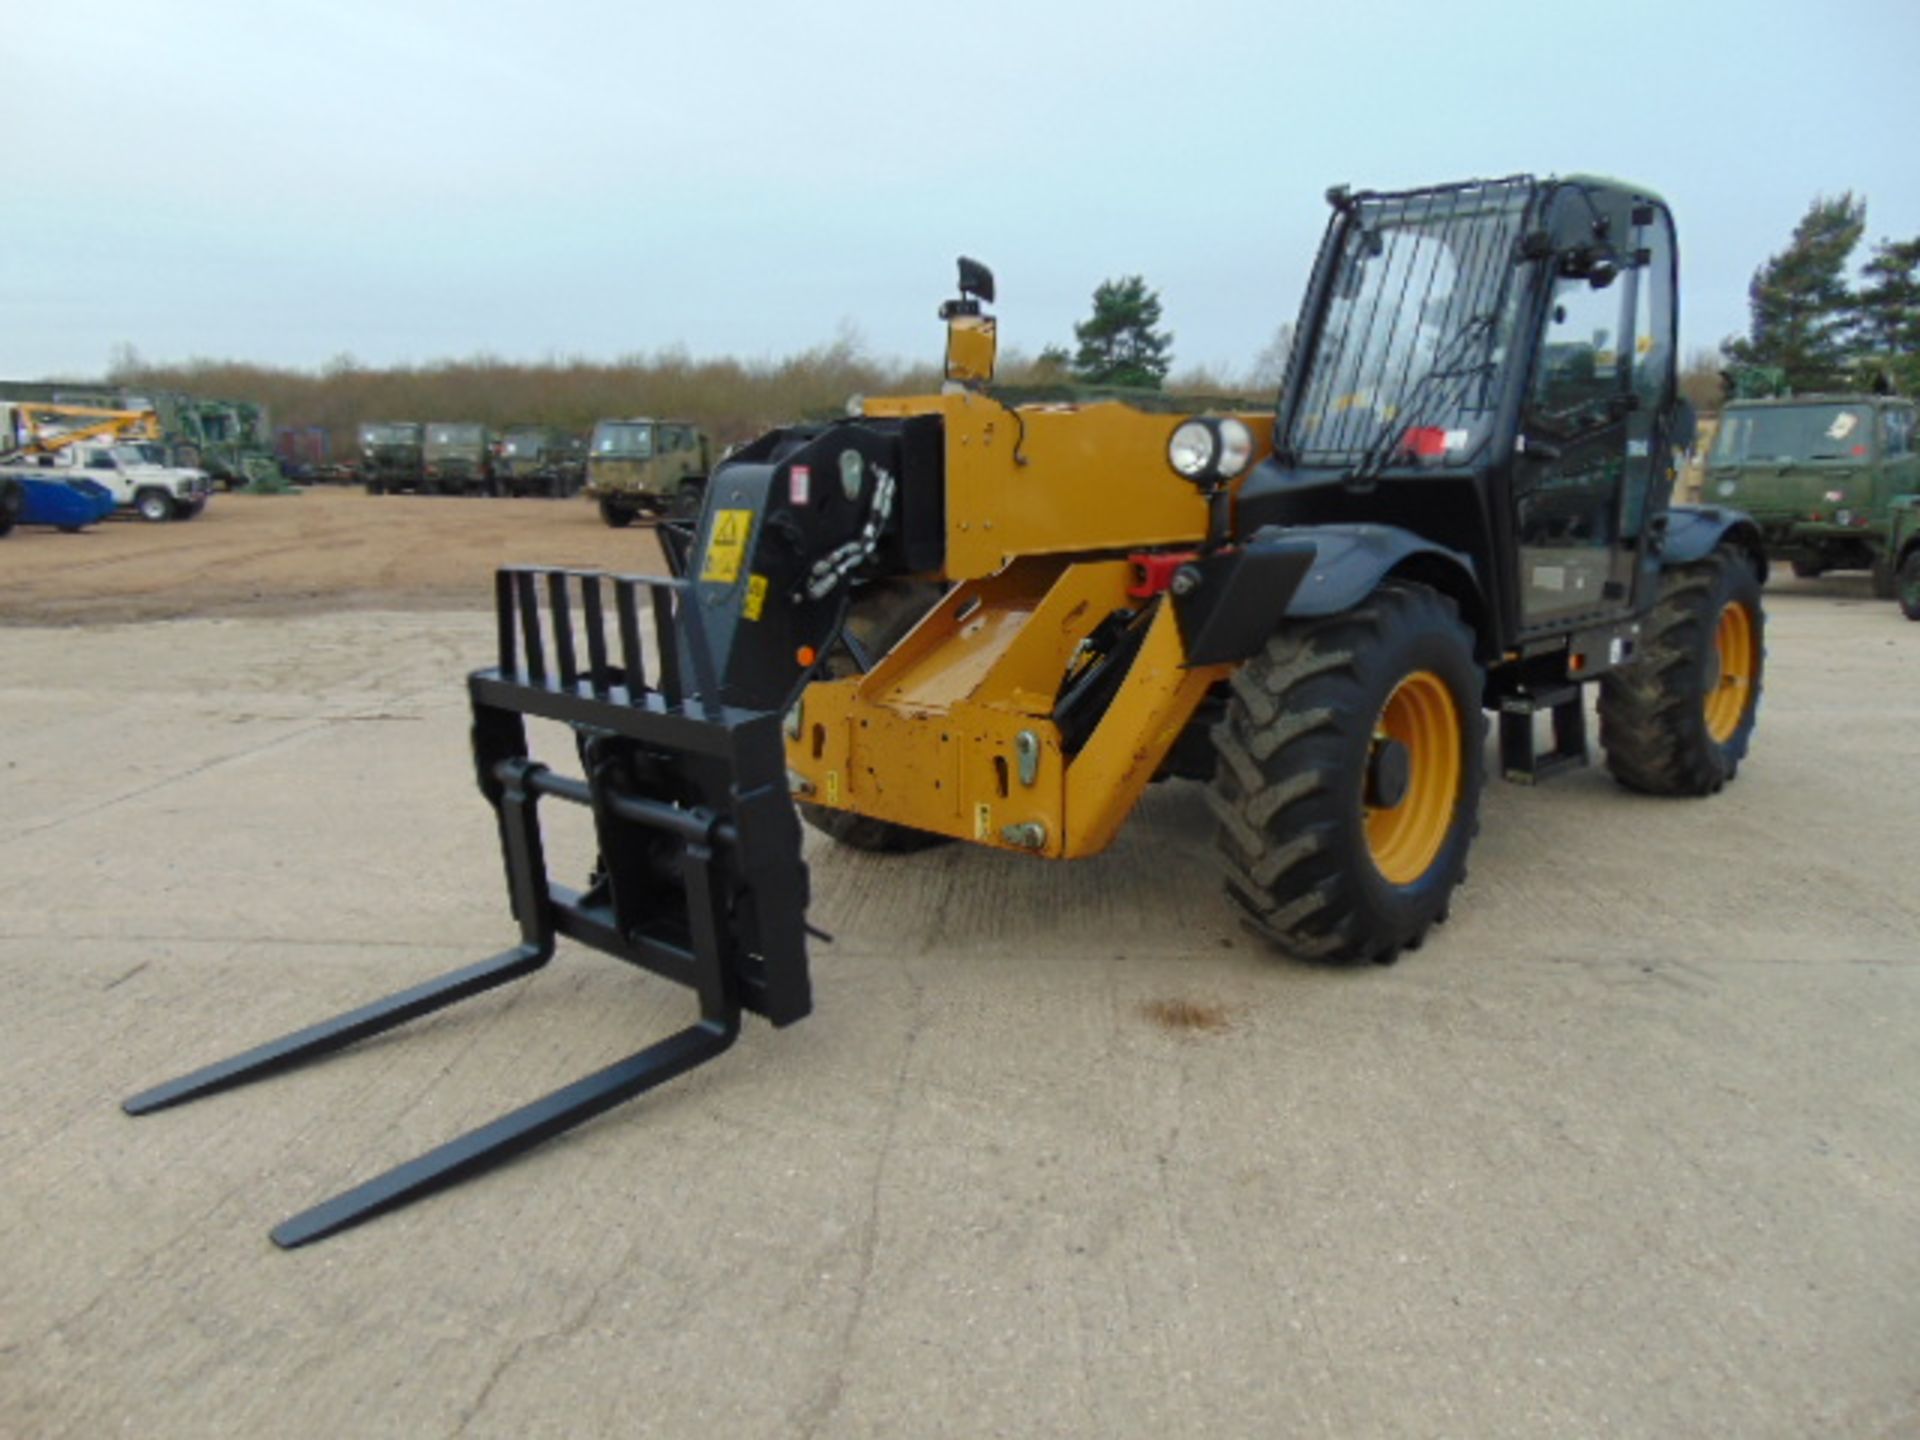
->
1071, 276, 1173, 389
1723, 193, 1865, 392
1850, 236, 1920, 393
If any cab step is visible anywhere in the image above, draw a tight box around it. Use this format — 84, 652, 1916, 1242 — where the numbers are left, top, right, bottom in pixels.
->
1497, 683, 1589, 784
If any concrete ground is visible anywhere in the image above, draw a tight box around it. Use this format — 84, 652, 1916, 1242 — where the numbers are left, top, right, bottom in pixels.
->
2, 559, 1916, 1437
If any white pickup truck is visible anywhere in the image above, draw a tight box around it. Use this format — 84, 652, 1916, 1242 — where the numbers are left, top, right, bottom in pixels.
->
0, 443, 212, 521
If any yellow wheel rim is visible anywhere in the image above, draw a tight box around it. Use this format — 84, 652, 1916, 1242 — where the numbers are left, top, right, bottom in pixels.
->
1704, 601, 1758, 744
1363, 670, 1463, 886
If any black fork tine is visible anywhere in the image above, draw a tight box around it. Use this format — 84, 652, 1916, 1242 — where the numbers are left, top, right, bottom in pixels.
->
515, 571, 545, 684
614, 578, 647, 697
496, 570, 517, 676
580, 573, 609, 695
650, 581, 682, 704
547, 571, 578, 689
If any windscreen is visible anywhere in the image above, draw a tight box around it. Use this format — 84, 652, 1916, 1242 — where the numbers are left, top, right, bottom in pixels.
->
591, 422, 653, 458
501, 431, 545, 457
427, 424, 484, 447
1287, 180, 1533, 469
361, 424, 420, 446
1711, 404, 1874, 463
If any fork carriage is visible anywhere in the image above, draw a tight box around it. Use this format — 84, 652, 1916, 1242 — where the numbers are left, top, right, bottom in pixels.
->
125, 566, 812, 1247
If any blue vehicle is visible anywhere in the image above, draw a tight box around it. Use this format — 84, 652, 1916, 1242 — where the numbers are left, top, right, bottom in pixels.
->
17, 476, 117, 531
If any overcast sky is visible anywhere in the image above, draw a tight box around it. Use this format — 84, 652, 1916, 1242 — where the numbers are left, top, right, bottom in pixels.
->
8, 0, 1918, 382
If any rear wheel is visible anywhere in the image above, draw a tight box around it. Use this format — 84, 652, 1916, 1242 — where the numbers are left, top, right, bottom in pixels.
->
1600, 546, 1763, 795
599, 498, 634, 528
1898, 550, 1920, 622
1207, 581, 1485, 964
1789, 554, 1824, 580
135, 488, 176, 523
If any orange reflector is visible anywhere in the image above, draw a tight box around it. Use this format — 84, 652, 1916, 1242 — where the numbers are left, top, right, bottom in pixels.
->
1570, 653, 1586, 673
797, 646, 818, 667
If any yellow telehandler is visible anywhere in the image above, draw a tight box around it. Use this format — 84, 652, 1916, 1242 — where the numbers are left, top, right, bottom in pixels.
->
129, 174, 1767, 1246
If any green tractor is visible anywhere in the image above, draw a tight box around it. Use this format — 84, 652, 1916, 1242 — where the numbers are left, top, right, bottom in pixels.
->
584, 417, 709, 526
173, 398, 282, 491
1703, 394, 1918, 595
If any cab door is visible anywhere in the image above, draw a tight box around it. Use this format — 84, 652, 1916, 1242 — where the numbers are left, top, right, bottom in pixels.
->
1513, 202, 1673, 632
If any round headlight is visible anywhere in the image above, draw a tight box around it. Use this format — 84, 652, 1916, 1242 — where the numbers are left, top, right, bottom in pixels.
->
1169, 421, 1216, 479
1217, 418, 1254, 478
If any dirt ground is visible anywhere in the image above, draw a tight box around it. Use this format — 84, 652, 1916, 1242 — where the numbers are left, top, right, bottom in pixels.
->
2, 496, 1917, 1438
1, 489, 669, 625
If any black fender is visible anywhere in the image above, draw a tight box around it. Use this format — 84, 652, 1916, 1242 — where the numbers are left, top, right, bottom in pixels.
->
1662, 504, 1768, 582
1173, 523, 1481, 665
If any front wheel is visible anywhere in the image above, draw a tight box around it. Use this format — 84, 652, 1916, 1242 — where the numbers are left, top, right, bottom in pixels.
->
1897, 550, 1920, 622
669, 480, 704, 521
134, 488, 176, 523
1207, 581, 1486, 965
1599, 546, 1764, 795
1789, 554, 1825, 580
599, 498, 634, 528
1869, 552, 1896, 601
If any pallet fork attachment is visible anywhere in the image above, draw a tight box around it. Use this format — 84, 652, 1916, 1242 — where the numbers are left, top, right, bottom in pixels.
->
125, 567, 812, 1248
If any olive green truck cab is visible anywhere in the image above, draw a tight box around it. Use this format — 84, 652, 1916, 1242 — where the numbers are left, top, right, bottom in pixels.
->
1703, 395, 1917, 595
583, 418, 709, 527
422, 422, 495, 495
496, 426, 585, 498
358, 422, 425, 494
1889, 496, 1920, 620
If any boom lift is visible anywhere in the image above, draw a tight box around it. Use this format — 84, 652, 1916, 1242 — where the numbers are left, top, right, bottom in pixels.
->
129, 174, 1767, 1245
0, 400, 161, 459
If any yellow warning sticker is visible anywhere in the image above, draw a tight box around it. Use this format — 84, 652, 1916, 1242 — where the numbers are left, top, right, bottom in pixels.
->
742, 573, 768, 621
701, 509, 754, 584
826, 770, 840, 804
974, 803, 992, 840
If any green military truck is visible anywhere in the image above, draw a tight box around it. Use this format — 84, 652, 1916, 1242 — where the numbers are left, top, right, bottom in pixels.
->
495, 426, 585, 498
423, 422, 495, 496
1888, 496, 1920, 620
1703, 394, 1917, 595
359, 422, 426, 494
583, 417, 709, 527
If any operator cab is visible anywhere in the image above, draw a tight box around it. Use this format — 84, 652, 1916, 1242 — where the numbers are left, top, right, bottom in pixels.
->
1242, 175, 1683, 653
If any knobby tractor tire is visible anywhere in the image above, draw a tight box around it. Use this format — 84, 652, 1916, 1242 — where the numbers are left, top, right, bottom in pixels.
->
1599, 546, 1764, 796
799, 579, 952, 855
1207, 581, 1486, 965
